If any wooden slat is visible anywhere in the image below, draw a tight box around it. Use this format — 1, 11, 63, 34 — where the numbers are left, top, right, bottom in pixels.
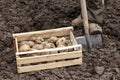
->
17, 50, 82, 65
18, 58, 82, 73
13, 27, 73, 41
16, 45, 82, 55
15, 38, 19, 52
13, 27, 73, 37
70, 31, 78, 45
70, 31, 78, 51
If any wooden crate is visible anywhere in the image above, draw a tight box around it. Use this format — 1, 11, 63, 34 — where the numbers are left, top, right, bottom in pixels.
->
13, 27, 82, 73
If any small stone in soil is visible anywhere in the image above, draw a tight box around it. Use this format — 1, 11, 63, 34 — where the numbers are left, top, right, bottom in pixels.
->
95, 66, 105, 75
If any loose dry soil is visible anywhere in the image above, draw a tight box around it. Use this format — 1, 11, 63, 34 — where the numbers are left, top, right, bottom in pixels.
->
0, 0, 120, 80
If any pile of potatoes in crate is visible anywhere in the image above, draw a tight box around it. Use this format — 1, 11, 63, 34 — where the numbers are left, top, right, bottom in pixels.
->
18, 35, 73, 54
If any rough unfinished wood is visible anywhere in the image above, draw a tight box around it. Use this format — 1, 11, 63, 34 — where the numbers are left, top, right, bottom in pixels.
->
18, 58, 82, 73
13, 27, 73, 42
17, 50, 82, 65
15, 38, 19, 52
70, 31, 77, 45
70, 31, 81, 51
16, 45, 82, 55
13, 27, 82, 73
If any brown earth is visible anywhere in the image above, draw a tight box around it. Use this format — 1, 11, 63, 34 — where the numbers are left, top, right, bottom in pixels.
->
0, 0, 120, 80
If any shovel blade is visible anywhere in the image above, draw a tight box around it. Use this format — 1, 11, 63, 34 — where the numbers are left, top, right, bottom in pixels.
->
76, 34, 102, 49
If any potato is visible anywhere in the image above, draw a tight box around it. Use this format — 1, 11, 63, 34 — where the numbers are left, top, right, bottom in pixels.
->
35, 37, 44, 44
44, 43, 51, 49
29, 36, 36, 41
56, 37, 66, 46
20, 41, 34, 47
41, 42, 57, 54
44, 43, 56, 49
65, 40, 72, 46
32, 44, 43, 50
49, 43, 58, 54
29, 36, 44, 43
49, 43, 56, 48
19, 44, 30, 52
41, 42, 48, 48
47, 36, 58, 43
65, 40, 74, 51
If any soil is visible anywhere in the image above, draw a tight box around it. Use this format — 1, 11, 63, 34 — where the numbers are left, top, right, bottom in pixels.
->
0, 0, 120, 80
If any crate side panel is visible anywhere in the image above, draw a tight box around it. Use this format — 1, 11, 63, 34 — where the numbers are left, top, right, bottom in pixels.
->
18, 58, 82, 73
70, 31, 78, 45
14, 27, 73, 41
17, 51, 82, 65
15, 38, 19, 52
13, 27, 73, 37
70, 31, 82, 51
16, 45, 82, 55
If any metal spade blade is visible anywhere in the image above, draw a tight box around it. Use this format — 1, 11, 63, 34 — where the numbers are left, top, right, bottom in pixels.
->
76, 34, 102, 49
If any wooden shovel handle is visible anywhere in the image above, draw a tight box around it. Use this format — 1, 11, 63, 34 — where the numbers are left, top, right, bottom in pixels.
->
80, 0, 92, 49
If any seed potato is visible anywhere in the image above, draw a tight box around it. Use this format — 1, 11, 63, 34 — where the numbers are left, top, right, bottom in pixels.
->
35, 37, 44, 44
20, 41, 34, 47
56, 37, 66, 46
32, 44, 43, 50
19, 36, 73, 53
19, 44, 30, 52
48, 36, 58, 43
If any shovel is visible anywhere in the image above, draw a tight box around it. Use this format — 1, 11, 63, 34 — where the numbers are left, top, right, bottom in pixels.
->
76, 0, 103, 50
